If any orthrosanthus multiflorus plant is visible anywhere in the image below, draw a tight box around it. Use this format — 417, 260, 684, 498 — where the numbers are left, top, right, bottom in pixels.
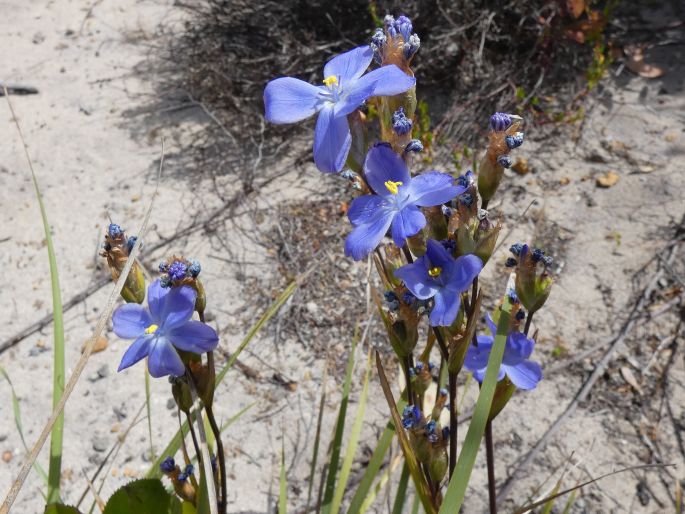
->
262, 12, 551, 513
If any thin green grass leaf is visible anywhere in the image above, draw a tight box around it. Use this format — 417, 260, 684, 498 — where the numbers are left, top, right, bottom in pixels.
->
320, 331, 358, 514
306, 362, 328, 510
560, 490, 577, 514
391, 463, 410, 514
375, 352, 437, 514
9, 81, 68, 503
0, 366, 49, 488
358, 455, 402, 513
330, 349, 372, 514
439, 294, 513, 514
0, 93, 159, 514
279, 439, 287, 514
410, 492, 420, 514
347, 399, 406, 514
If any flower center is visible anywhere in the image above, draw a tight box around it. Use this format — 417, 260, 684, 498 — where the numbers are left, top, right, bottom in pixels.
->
145, 324, 159, 335
428, 267, 442, 277
384, 180, 403, 195
323, 75, 338, 88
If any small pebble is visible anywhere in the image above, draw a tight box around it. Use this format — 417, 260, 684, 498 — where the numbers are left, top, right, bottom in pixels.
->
92, 435, 108, 452
2, 451, 13, 463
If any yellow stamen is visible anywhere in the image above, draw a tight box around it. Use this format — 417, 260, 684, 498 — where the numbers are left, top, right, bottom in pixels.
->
428, 267, 442, 277
384, 180, 403, 195
323, 75, 338, 88
145, 324, 159, 335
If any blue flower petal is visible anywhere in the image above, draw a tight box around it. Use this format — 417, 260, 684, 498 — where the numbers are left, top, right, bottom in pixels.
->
313, 106, 352, 173
167, 321, 219, 354
394, 257, 440, 300
485, 312, 497, 336
323, 46, 373, 85
446, 254, 483, 292
429, 287, 461, 326
264, 77, 324, 124
503, 360, 542, 390
347, 195, 387, 227
364, 144, 411, 196
424, 239, 453, 269
333, 77, 376, 118
406, 172, 463, 207
112, 304, 152, 338
154, 284, 197, 331
503, 332, 535, 365
463, 336, 494, 373
391, 204, 425, 247
344, 211, 393, 261
118, 334, 153, 372
365, 64, 416, 96
148, 337, 186, 378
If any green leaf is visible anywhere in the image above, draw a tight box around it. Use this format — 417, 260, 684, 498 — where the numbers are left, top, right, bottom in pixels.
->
306, 364, 327, 510
0, 365, 49, 488
146, 281, 295, 480
44, 505, 83, 514
439, 295, 513, 513
320, 332, 358, 514
279, 440, 287, 514
103, 479, 173, 514
357, 456, 402, 513
347, 403, 404, 514
195, 464, 211, 514
391, 464, 410, 514
330, 350, 372, 514
22, 113, 66, 504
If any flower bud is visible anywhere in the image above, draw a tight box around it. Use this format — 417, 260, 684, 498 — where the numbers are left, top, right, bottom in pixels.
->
170, 377, 193, 414
488, 377, 516, 421
514, 244, 553, 314
429, 449, 448, 483
101, 223, 145, 304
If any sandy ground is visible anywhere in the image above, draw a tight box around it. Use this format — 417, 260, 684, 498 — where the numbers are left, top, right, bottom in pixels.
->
1, 1, 684, 513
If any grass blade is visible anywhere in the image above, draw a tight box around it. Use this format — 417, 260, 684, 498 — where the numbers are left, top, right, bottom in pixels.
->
439, 294, 513, 513
320, 331, 358, 514
306, 362, 328, 509
347, 398, 405, 514
279, 439, 287, 514
330, 349, 372, 514
0, 366, 49, 488
6, 82, 68, 503
358, 455, 402, 513
145, 369, 155, 461
375, 352, 437, 514
391, 463, 410, 514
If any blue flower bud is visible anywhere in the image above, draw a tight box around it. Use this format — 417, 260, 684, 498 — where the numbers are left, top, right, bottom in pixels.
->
401, 291, 416, 306
414, 362, 424, 372
440, 239, 457, 253
404, 139, 424, 153
505, 257, 518, 268
126, 236, 138, 254
403, 34, 420, 59
542, 255, 553, 267
160, 275, 172, 288
439, 388, 448, 397
188, 260, 201, 278
490, 112, 512, 132
384, 15, 398, 38
458, 192, 474, 207
509, 243, 523, 256
442, 426, 450, 440
392, 107, 412, 136
384, 290, 400, 311
371, 27, 387, 48
516, 309, 526, 321
428, 362, 436, 371
395, 15, 413, 41
108, 223, 124, 239
441, 205, 453, 217
168, 260, 188, 281
177, 472, 188, 482
505, 132, 525, 149
531, 248, 545, 263
160, 457, 176, 473
184, 464, 194, 476
159, 261, 169, 273
497, 155, 512, 168
456, 170, 475, 188
508, 291, 520, 304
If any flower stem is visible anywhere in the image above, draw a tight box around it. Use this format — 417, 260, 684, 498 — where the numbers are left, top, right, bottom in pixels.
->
485, 420, 497, 514
523, 311, 534, 336
185, 410, 202, 469
448, 370, 457, 480
205, 402, 227, 514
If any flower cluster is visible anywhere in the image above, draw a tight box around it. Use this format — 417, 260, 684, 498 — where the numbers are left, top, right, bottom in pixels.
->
100, 223, 146, 304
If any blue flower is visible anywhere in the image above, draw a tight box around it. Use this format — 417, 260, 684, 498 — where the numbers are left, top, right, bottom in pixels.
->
344, 144, 463, 260
395, 239, 482, 326
112, 280, 219, 378
264, 46, 415, 173
167, 260, 188, 281
463, 314, 542, 390
160, 457, 176, 473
